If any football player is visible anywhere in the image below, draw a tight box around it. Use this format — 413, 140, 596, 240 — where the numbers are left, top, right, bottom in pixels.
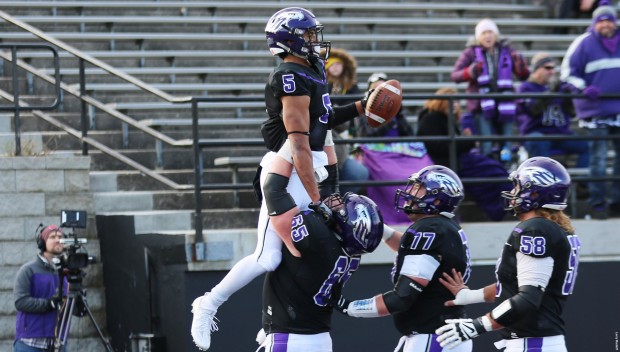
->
191, 7, 367, 350
435, 157, 581, 352
259, 192, 384, 351
333, 165, 474, 352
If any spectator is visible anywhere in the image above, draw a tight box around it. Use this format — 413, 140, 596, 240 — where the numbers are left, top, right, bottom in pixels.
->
14, 225, 67, 352
550, 0, 600, 32
326, 48, 361, 100
451, 18, 530, 158
357, 72, 414, 138
333, 131, 369, 194
417, 88, 511, 221
517, 52, 590, 191
561, 1, 620, 218
326, 48, 369, 194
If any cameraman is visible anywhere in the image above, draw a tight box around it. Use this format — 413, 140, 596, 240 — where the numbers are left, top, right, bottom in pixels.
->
13, 225, 67, 352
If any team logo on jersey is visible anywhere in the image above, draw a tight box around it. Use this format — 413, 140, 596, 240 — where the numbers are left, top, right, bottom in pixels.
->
427, 172, 463, 197
352, 204, 371, 245
521, 166, 557, 187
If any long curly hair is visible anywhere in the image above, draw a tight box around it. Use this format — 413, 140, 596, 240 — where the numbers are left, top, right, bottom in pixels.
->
535, 208, 575, 234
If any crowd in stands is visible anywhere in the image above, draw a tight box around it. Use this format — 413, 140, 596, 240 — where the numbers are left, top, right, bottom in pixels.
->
324, 2, 620, 221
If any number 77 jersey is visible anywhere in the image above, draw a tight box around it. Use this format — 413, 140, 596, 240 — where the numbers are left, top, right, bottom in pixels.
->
495, 217, 581, 338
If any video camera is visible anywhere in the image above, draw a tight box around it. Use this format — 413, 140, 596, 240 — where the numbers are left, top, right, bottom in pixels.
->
58, 210, 96, 272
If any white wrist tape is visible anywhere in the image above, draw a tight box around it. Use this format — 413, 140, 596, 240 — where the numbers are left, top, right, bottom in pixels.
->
383, 224, 396, 241
453, 288, 485, 305
314, 166, 328, 183
324, 130, 334, 147
347, 297, 380, 318
479, 315, 494, 332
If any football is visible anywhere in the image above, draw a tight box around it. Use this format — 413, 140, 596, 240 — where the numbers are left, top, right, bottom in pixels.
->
365, 79, 403, 128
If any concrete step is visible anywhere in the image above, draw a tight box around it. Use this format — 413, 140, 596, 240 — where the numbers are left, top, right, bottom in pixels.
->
93, 189, 258, 212
96, 208, 260, 233
90, 166, 257, 192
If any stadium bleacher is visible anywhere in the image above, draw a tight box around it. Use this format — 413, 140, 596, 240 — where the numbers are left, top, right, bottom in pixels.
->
0, 1, 596, 218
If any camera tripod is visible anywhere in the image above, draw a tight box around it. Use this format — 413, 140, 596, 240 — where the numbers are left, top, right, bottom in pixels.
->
54, 270, 113, 352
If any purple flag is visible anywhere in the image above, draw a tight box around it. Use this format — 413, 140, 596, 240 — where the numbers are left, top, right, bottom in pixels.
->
360, 144, 434, 225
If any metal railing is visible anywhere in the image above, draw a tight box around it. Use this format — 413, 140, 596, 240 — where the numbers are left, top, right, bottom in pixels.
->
0, 9, 192, 190
0, 44, 61, 155
2, 9, 620, 251
190, 92, 620, 242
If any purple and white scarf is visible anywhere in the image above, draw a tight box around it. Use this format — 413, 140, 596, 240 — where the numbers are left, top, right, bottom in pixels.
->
475, 46, 516, 122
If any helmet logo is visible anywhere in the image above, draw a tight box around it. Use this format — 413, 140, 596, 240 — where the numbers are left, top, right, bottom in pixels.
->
265, 11, 304, 33
522, 166, 556, 187
352, 204, 371, 246
427, 172, 462, 197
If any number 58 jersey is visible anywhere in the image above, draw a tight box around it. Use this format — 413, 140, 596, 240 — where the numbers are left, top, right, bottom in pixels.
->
496, 217, 581, 338
262, 210, 360, 335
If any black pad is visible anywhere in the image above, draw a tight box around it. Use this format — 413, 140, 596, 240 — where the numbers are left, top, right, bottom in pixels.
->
263, 173, 296, 216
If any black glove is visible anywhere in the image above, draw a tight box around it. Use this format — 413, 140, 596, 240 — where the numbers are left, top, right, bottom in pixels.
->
360, 89, 375, 110
331, 295, 351, 315
468, 62, 483, 80
48, 292, 63, 310
309, 201, 333, 225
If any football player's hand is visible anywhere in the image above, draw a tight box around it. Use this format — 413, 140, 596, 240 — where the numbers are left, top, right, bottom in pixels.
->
331, 295, 351, 315
309, 201, 333, 225
436, 318, 487, 349
439, 269, 467, 303
361, 89, 374, 109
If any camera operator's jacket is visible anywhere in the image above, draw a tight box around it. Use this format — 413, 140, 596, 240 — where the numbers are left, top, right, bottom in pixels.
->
14, 254, 66, 341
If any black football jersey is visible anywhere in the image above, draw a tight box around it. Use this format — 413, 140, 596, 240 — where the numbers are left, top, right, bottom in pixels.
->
495, 217, 581, 338
262, 210, 361, 334
262, 60, 333, 152
391, 216, 472, 335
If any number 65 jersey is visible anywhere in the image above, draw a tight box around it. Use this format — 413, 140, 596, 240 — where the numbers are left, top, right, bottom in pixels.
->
262, 210, 361, 335
496, 217, 581, 338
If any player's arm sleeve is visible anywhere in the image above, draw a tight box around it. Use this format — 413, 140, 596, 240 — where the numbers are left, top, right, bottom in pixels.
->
382, 254, 440, 314
332, 102, 362, 127
489, 245, 553, 327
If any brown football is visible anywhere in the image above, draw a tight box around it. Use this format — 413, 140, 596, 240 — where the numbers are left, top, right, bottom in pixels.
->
365, 79, 403, 128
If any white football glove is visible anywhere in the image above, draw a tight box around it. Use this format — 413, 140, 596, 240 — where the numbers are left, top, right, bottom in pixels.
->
435, 317, 492, 349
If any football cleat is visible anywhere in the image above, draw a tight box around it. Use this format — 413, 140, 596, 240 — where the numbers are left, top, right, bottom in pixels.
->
191, 295, 219, 350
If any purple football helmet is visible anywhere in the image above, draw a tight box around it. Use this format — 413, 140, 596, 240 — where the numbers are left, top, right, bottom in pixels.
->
265, 7, 330, 61
325, 193, 383, 256
502, 156, 571, 213
394, 165, 464, 218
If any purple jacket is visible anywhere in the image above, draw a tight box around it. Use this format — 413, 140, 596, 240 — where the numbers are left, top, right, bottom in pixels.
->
561, 28, 620, 118
451, 38, 530, 113
517, 81, 574, 135
14, 256, 66, 341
